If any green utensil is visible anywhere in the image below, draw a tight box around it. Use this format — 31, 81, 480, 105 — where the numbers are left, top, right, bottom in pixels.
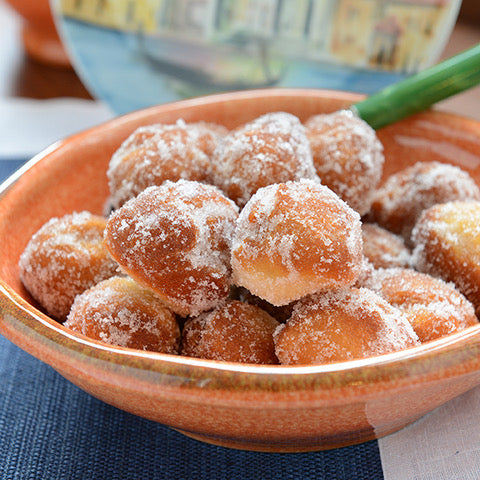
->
351, 43, 480, 130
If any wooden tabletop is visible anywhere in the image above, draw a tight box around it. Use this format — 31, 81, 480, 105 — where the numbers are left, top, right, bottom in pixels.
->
1, 0, 479, 119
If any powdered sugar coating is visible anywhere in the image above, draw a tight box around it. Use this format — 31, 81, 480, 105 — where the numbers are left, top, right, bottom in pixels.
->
274, 287, 419, 365
18, 211, 118, 321
231, 179, 363, 305
186, 121, 229, 158
362, 223, 411, 269
305, 110, 384, 215
369, 161, 480, 243
363, 267, 477, 342
210, 112, 319, 207
181, 300, 280, 364
411, 200, 480, 316
104, 179, 239, 316
65, 276, 180, 352
107, 120, 226, 208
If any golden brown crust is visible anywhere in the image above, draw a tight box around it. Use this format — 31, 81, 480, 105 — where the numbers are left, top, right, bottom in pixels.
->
361, 223, 411, 269
65, 276, 180, 353
231, 180, 363, 305
107, 121, 226, 208
305, 110, 384, 216
369, 161, 480, 243
104, 180, 239, 316
18, 211, 118, 321
274, 287, 419, 365
189, 121, 229, 158
412, 200, 480, 317
210, 112, 318, 207
181, 300, 280, 364
364, 267, 478, 342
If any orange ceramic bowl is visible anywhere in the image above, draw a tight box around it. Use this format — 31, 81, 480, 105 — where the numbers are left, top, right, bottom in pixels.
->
4, 0, 70, 67
1, 89, 480, 452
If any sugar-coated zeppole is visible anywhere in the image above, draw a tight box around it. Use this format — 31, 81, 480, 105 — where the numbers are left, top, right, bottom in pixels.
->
210, 112, 319, 207
104, 179, 239, 316
19, 211, 118, 321
354, 257, 377, 288
364, 267, 478, 343
65, 276, 180, 353
305, 110, 384, 216
274, 287, 419, 365
188, 121, 229, 158
181, 300, 280, 364
231, 180, 363, 306
361, 223, 411, 269
411, 200, 480, 316
369, 161, 480, 242
107, 120, 226, 208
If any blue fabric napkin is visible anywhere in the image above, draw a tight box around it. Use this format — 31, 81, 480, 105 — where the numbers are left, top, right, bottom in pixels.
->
0, 158, 384, 479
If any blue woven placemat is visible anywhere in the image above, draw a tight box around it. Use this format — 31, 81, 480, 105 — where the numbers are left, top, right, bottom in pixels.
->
0, 336, 384, 480
0, 159, 24, 183
0, 159, 384, 479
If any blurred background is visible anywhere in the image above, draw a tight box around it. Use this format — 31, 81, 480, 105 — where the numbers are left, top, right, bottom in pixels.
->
0, 0, 479, 163
1, 0, 478, 108
49, 0, 462, 113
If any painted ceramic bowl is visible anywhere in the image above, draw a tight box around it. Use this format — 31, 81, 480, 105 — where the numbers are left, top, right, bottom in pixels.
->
1, 89, 480, 452
4, 0, 70, 66
51, 0, 461, 114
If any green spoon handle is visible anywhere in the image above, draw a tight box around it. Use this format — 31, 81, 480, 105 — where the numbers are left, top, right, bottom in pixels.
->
352, 43, 480, 130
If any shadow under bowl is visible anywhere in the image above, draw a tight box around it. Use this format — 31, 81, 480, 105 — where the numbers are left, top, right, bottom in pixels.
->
1, 88, 480, 452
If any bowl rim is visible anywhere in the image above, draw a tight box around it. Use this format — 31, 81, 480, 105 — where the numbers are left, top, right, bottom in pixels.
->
2, 87, 480, 391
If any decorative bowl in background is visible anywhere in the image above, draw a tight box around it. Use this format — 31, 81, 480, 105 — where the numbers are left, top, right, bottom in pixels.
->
4, 0, 70, 67
50, 0, 462, 114
1, 89, 480, 452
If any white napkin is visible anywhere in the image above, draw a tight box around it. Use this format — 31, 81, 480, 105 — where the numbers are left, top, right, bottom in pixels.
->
0, 97, 114, 159
379, 381, 480, 479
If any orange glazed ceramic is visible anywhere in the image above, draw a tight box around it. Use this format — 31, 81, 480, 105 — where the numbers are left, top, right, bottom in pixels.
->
4, 0, 70, 67
1, 89, 480, 452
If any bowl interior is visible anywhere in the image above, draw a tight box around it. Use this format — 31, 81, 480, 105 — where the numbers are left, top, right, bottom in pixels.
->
2, 88, 480, 370
4, 89, 480, 453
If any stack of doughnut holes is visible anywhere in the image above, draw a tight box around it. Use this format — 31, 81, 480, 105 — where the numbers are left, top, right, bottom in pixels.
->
19, 110, 480, 365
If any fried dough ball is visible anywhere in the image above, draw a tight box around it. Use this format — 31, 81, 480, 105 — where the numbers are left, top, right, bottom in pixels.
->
19, 211, 118, 321
354, 257, 377, 288
65, 276, 180, 353
274, 287, 419, 365
361, 223, 411, 269
181, 300, 280, 364
210, 112, 319, 207
364, 268, 477, 342
231, 180, 363, 306
412, 201, 480, 316
104, 180, 239, 316
189, 121, 229, 158
107, 120, 226, 208
369, 161, 480, 242
305, 110, 384, 215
